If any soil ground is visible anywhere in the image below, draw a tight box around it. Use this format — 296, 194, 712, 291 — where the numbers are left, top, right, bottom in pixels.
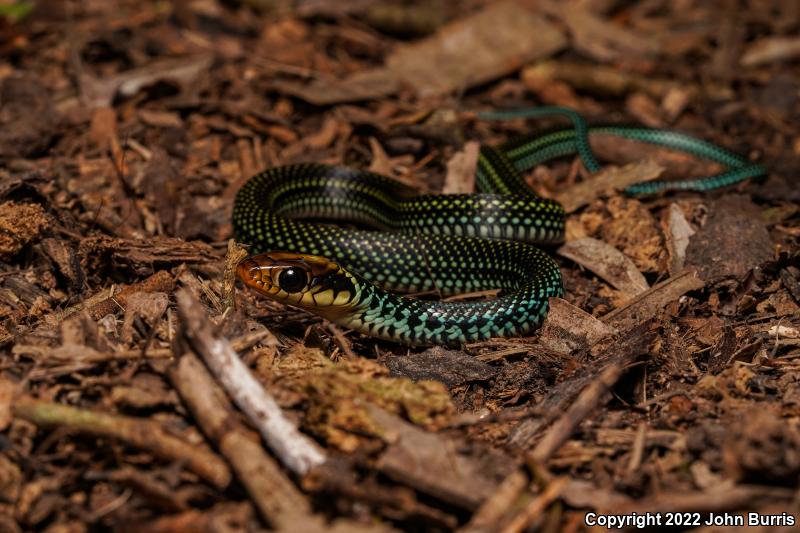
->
0, 1, 799, 532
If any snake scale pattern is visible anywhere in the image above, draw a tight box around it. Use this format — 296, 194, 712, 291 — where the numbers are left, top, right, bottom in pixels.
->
234, 107, 766, 346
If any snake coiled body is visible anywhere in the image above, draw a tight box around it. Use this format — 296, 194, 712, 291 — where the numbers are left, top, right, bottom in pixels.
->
234, 107, 766, 346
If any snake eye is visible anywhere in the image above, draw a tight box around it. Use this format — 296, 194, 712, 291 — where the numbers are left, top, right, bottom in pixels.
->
278, 267, 308, 293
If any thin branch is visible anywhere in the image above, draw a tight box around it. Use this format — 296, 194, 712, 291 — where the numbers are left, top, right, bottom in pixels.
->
13, 396, 231, 489
175, 289, 326, 476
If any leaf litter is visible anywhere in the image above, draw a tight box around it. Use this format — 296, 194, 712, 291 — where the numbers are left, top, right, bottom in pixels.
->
0, 0, 798, 531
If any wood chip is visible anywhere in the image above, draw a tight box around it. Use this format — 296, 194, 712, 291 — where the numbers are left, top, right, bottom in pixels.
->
602, 269, 705, 332
442, 141, 480, 194
558, 238, 649, 298
685, 195, 773, 283
370, 405, 512, 510
741, 36, 800, 67
88, 106, 118, 150
664, 203, 696, 275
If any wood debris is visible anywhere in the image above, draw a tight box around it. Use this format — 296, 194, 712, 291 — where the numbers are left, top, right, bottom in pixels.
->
0, 0, 798, 530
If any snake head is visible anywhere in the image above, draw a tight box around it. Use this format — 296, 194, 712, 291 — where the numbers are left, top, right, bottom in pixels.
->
237, 252, 361, 319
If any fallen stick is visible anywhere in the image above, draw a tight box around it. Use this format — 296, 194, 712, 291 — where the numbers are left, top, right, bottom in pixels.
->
169, 352, 313, 527
87, 269, 175, 320
498, 477, 567, 533
459, 470, 529, 533
13, 396, 230, 489
530, 361, 629, 463
175, 289, 326, 476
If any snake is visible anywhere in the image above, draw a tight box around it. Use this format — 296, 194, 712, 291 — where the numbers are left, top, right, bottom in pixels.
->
233, 107, 766, 347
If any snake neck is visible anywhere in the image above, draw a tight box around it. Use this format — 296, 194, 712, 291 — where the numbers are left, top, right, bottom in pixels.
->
327, 242, 564, 347
339, 265, 563, 347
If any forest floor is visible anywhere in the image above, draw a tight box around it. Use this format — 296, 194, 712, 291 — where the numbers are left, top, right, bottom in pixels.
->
0, 1, 799, 531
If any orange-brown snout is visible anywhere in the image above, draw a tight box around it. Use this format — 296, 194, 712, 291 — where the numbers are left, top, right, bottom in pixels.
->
236, 257, 272, 292
236, 252, 359, 317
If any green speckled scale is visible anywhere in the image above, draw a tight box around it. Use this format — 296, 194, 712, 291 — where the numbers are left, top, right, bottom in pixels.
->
233, 157, 565, 346
234, 107, 767, 346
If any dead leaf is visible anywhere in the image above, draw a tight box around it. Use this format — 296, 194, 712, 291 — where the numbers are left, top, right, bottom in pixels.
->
81, 56, 213, 108
270, 69, 401, 106
538, 297, 617, 355
386, 2, 566, 97
626, 93, 664, 128
558, 237, 649, 298
554, 160, 664, 213
272, 2, 566, 103
559, 6, 660, 62
442, 141, 480, 194
664, 203, 696, 275
602, 270, 705, 331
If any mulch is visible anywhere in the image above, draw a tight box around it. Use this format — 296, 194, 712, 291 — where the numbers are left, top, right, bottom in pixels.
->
0, 1, 799, 531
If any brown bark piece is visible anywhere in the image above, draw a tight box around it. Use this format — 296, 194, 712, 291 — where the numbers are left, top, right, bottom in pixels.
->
508, 324, 654, 449
685, 195, 774, 283
0, 76, 57, 158
381, 346, 497, 387
371, 405, 514, 510
602, 270, 705, 332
